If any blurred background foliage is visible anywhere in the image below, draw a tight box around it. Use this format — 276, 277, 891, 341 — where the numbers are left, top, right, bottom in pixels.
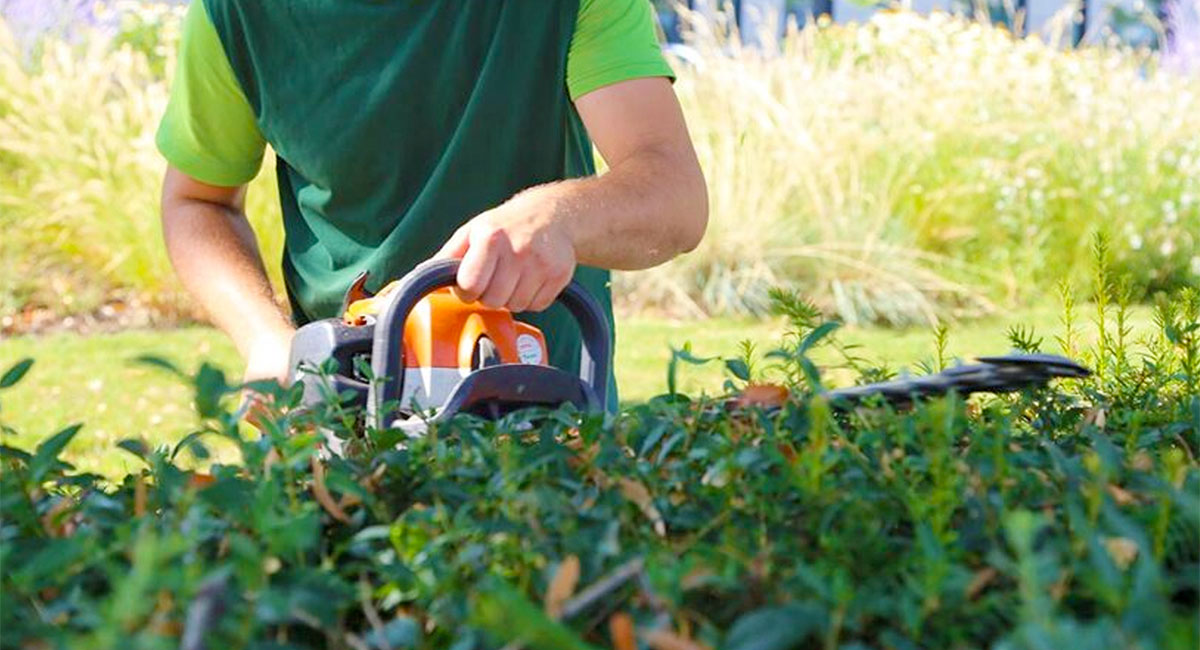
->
0, 0, 1197, 328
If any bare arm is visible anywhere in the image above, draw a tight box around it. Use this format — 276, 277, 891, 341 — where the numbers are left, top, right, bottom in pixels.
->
160, 167, 294, 382
437, 77, 707, 311
566, 76, 708, 268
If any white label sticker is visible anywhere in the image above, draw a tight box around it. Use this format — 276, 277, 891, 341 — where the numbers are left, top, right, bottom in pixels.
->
516, 334, 544, 365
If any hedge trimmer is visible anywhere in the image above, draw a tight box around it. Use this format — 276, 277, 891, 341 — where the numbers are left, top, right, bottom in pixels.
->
288, 260, 1090, 428
289, 259, 611, 430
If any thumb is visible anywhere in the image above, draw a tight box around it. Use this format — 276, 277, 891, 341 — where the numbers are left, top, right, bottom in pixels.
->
434, 224, 471, 260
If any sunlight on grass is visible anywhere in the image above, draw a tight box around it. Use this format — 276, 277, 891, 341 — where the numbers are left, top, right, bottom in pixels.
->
0, 306, 1153, 478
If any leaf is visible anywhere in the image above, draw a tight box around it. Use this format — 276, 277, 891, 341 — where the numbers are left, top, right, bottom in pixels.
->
170, 430, 211, 462
545, 555, 581, 619
798, 321, 840, 354
364, 615, 420, 649
618, 478, 666, 537
608, 612, 636, 650
732, 384, 789, 409
117, 438, 150, 463
193, 363, 232, 420
472, 576, 601, 650
725, 358, 751, 381
0, 358, 33, 389
133, 355, 183, 377
1103, 537, 1139, 570
0, 444, 32, 463
724, 603, 825, 650
644, 628, 709, 650
31, 424, 82, 481
966, 567, 998, 600
1106, 484, 1137, 506
188, 473, 217, 490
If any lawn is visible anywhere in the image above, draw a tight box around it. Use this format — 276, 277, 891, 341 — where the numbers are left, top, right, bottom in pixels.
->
0, 305, 1150, 478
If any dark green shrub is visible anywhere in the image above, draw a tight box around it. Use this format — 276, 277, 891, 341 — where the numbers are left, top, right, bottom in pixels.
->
1, 283, 1197, 649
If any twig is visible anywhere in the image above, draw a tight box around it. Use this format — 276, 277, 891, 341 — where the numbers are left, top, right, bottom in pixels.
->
636, 569, 671, 629
181, 574, 229, 650
560, 557, 645, 621
359, 575, 391, 650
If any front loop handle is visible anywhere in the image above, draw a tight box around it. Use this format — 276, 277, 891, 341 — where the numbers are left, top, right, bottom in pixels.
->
366, 259, 610, 424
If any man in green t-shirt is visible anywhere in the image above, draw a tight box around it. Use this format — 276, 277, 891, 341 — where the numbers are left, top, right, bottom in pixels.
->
157, 0, 708, 396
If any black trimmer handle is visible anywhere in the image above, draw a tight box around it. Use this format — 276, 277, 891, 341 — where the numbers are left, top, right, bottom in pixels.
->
367, 258, 610, 422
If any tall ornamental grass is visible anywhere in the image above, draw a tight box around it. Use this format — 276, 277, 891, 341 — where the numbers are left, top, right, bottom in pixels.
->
618, 10, 1200, 324
0, 5, 284, 321
1, 6, 1198, 325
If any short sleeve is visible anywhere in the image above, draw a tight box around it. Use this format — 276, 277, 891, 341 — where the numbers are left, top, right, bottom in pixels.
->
155, 0, 266, 187
566, 0, 675, 101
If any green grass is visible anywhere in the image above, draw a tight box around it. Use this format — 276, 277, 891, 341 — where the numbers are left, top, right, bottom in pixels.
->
0, 306, 1152, 478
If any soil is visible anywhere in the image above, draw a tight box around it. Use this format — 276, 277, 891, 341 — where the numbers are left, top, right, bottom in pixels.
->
1, 296, 190, 338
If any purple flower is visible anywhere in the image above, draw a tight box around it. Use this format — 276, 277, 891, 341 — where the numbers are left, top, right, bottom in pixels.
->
1164, 0, 1200, 75
0, 0, 113, 47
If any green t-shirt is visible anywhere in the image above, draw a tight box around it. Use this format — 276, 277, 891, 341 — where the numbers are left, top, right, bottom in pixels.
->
157, 0, 673, 188
157, 0, 673, 408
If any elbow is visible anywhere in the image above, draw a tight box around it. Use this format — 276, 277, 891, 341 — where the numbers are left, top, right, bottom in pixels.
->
673, 168, 708, 255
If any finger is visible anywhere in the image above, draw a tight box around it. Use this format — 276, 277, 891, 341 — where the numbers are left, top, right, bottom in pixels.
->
434, 224, 471, 260
528, 273, 570, 312
478, 261, 521, 309
505, 274, 545, 313
455, 233, 501, 302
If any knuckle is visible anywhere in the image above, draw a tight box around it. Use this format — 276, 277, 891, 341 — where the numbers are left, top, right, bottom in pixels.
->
481, 227, 508, 248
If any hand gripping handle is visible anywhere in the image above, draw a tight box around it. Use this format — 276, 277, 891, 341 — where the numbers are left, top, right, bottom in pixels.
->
367, 259, 610, 422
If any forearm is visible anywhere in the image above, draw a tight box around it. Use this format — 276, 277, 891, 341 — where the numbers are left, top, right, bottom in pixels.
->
430, 78, 707, 312
161, 193, 293, 357
537, 145, 708, 271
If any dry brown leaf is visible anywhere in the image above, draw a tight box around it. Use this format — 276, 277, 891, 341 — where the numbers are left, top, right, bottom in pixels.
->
188, 473, 216, 490
643, 628, 709, 650
311, 457, 351, 523
680, 567, 716, 591
1104, 537, 1139, 570
609, 612, 636, 650
1081, 407, 1107, 431
618, 478, 666, 536
544, 555, 581, 619
41, 497, 74, 538
966, 567, 997, 600
341, 463, 389, 509
1106, 484, 1138, 506
1049, 569, 1071, 601
1130, 451, 1153, 472
732, 383, 789, 409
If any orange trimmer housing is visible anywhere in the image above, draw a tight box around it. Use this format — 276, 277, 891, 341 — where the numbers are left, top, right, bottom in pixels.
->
345, 286, 548, 368
288, 259, 610, 428
341, 282, 549, 413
